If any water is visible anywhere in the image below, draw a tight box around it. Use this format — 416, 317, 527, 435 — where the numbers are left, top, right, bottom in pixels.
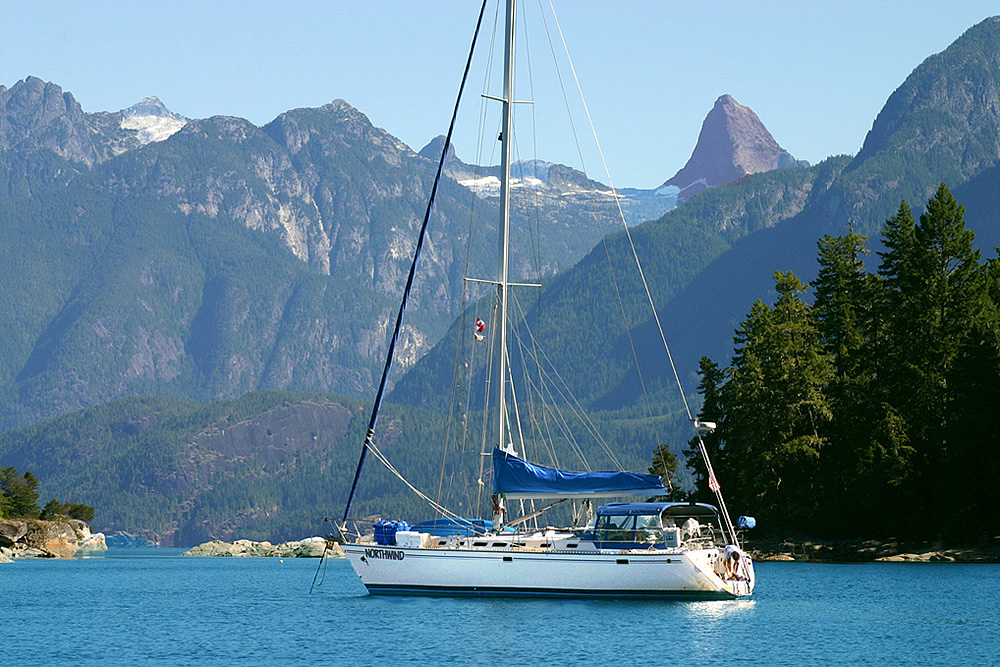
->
3, 551, 997, 665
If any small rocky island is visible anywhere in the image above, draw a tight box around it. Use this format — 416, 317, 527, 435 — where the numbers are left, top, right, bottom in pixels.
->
182, 536, 343, 558
0, 519, 107, 561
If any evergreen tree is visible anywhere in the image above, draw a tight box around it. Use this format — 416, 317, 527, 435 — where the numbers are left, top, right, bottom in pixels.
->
64, 502, 95, 522
683, 356, 725, 502
0, 467, 41, 518
648, 443, 684, 501
721, 272, 833, 531
812, 232, 912, 534
40, 498, 65, 521
877, 184, 985, 526
939, 254, 1000, 536
814, 232, 876, 377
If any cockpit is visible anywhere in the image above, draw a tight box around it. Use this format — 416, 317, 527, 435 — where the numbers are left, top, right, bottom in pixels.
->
588, 501, 723, 548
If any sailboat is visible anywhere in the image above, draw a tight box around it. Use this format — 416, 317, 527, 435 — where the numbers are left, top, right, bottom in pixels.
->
336, 0, 755, 599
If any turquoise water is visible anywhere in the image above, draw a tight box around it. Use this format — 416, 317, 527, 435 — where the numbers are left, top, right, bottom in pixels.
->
3, 551, 997, 665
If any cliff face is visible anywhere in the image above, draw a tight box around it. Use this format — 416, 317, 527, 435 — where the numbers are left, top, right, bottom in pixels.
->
0, 519, 106, 560
664, 94, 805, 201
0, 80, 658, 429
816, 15, 1000, 230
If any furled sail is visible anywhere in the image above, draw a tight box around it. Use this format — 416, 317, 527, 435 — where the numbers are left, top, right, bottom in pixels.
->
492, 449, 666, 499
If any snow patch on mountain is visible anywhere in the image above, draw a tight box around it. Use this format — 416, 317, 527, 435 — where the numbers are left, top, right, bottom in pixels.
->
120, 96, 187, 145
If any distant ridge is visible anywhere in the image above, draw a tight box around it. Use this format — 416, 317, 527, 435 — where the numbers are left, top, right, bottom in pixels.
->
664, 94, 806, 201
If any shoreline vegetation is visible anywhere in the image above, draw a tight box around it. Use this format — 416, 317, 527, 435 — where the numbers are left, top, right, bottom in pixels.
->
4, 523, 998, 563
747, 536, 1000, 563
673, 185, 1000, 548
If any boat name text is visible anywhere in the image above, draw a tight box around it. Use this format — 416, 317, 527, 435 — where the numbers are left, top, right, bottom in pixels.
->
365, 548, 405, 561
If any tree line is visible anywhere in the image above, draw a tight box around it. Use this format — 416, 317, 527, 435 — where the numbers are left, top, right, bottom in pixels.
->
678, 184, 999, 540
0, 466, 94, 522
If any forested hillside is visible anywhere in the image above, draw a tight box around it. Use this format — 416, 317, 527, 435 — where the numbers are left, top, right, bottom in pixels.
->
0, 82, 671, 430
396, 16, 1000, 419
0, 390, 669, 545
685, 185, 1000, 541
3, 17, 1000, 543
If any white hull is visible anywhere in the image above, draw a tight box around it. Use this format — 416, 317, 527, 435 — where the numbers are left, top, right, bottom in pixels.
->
343, 543, 754, 599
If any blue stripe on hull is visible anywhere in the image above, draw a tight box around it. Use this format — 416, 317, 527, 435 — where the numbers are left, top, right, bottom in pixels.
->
363, 583, 738, 600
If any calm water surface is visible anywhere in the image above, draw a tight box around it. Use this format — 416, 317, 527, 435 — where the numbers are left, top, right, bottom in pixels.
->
3, 550, 997, 665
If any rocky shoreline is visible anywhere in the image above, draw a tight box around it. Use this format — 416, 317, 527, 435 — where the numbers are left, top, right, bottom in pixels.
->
0, 519, 107, 561
6, 522, 996, 564
181, 536, 344, 558
747, 537, 1000, 563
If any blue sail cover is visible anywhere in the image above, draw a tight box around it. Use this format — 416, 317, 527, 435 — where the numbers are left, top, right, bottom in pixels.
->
492, 448, 667, 499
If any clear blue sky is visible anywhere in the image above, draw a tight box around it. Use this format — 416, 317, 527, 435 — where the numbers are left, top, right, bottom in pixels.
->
2, 1, 998, 189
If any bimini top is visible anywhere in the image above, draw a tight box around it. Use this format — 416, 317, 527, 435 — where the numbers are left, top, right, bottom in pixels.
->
492, 448, 667, 499
597, 501, 720, 517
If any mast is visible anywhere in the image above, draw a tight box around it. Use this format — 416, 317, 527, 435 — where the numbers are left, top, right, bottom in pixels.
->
497, 0, 515, 456
492, 0, 516, 528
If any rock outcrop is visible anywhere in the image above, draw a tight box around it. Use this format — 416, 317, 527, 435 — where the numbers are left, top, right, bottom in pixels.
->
664, 94, 806, 201
181, 536, 343, 558
0, 518, 106, 560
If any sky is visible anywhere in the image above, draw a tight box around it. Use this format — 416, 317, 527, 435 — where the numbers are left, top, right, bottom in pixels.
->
2, 1, 999, 189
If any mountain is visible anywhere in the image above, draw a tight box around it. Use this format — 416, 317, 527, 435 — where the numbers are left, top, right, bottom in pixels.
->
0, 79, 679, 429
4, 15, 1000, 542
813, 16, 1000, 233
664, 94, 808, 201
634, 16, 1000, 392
396, 16, 1000, 416
635, 15, 1000, 391
0, 79, 192, 203
120, 96, 188, 145
0, 76, 103, 166
0, 392, 379, 545
420, 135, 678, 226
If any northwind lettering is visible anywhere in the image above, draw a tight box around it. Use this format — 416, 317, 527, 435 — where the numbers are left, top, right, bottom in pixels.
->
365, 548, 405, 561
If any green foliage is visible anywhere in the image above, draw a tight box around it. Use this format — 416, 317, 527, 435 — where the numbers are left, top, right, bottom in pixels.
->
683, 357, 725, 503
0, 467, 41, 518
40, 499, 95, 522
716, 271, 833, 531
679, 185, 999, 539
40, 498, 64, 520
648, 443, 684, 501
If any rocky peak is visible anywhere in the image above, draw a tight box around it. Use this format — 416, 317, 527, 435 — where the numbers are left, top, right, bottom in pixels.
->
265, 98, 408, 157
419, 135, 459, 163
664, 94, 805, 201
122, 96, 185, 121
319, 98, 374, 127
0, 76, 97, 163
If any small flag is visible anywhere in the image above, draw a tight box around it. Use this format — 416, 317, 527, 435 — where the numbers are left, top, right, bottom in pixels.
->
708, 475, 720, 493
474, 317, 486, 341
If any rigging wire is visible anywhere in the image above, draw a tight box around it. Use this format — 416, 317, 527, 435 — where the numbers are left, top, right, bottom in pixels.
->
508, 291, 626, 470
543, 1, 665, 461
547, 0, 739, 541
340, 0, 490, 528
546, 0, 691, 424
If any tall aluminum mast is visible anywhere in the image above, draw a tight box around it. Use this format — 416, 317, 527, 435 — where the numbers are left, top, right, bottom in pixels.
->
496, 0, 515, 457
